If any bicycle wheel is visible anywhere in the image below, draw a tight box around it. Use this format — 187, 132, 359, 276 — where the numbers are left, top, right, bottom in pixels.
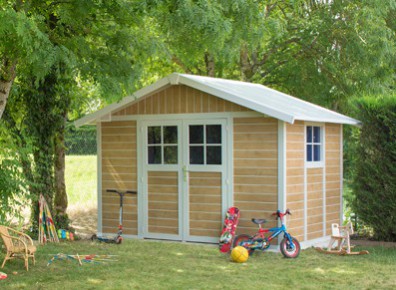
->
232, 234, 254, 255
280, 236, 300, 258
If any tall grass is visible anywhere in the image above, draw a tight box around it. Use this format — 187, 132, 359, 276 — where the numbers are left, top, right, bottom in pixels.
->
65, 155, 97, 211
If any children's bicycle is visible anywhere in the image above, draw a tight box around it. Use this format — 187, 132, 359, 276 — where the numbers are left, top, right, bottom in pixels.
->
233, 209, 301, 258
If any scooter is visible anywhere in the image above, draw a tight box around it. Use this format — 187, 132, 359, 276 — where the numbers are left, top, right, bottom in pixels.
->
91, 189, 137, 244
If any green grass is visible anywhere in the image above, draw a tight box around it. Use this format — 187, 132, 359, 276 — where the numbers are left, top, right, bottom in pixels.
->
65, 155, 97, 207
0, 240, 395, 289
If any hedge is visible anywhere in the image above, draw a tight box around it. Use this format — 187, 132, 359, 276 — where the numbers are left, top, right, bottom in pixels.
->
352, 96, 396, 241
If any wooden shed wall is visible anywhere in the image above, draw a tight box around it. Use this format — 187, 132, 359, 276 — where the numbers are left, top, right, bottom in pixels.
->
325, 124, 342, 235
101, 121, 138, 235
285, 121, 305, 241
113, 85, 250, 116
307, 167, 324, 240
285, 122, 342, 242
233, 117, 278, 235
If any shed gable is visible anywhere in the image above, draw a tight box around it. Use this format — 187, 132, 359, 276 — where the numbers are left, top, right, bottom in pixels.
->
113, 85, 251, 116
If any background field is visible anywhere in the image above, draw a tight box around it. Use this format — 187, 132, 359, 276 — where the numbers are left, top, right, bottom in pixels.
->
65, 155, 97, 210
65, 155, 97, 236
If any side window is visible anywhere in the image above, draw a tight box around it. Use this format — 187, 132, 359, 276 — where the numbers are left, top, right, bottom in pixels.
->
189, 124, 222, 165
147, 126, 178, 164
306, 125, 322, 163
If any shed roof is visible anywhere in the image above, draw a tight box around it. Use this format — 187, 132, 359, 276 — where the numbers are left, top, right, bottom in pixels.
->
75, 73, 360, 127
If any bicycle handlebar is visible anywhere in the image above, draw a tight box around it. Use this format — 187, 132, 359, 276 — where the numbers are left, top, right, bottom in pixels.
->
272, 209, 292, 219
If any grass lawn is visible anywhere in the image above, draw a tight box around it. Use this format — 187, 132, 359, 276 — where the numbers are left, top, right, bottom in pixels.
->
0, 240, 395, 289
65, 155, 97, 209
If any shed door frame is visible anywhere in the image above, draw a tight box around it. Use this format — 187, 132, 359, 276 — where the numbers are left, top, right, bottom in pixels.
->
138, 116, 233, 242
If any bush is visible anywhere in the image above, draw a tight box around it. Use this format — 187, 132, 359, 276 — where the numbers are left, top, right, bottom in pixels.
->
352, 96, 396, 241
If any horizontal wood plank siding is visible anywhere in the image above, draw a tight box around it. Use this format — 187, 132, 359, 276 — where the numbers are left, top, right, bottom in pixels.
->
325, 123, 342, 235
148, 171, 179, 235
101, 121, 137, 235
233, 117, 278, 235
285, 121, 305, 241
189, 172, 222, 237
113, 85, 251, 116
307, 167, 324, 240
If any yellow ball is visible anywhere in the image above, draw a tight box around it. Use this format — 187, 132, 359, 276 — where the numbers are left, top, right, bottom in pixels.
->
231, 246, 249, 263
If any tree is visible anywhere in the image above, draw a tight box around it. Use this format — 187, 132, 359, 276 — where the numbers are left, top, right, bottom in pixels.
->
149, 0, 395, 109
1, 0, 158, 229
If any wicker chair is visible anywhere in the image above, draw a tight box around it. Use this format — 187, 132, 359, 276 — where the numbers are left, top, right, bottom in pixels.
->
0, 225, 36, 271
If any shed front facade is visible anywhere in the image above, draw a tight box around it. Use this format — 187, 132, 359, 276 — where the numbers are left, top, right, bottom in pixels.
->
76, 73, 359, 247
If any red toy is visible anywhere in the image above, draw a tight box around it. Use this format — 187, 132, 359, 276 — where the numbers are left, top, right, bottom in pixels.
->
219, 207, 240, 253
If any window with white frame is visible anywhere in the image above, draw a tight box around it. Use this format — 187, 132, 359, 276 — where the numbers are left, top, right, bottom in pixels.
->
147, 126, 178, 165
306, 125, 322, 164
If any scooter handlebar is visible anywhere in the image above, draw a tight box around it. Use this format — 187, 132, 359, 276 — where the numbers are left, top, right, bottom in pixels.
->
106, 189, 138, 195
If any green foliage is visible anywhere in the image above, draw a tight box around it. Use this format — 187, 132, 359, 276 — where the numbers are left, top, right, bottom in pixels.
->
351, 96, 396, 241
0, 123, 28, 225
65, 125, 97, 155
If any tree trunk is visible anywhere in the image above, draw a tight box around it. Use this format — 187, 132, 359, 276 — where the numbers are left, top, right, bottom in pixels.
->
0, 60, 17, 120
205, 52, 215, 77
240, 46, 254, 82
54, 111, 68, 219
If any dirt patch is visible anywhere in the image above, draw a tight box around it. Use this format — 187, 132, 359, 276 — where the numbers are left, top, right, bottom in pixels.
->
68, 206, 97, 239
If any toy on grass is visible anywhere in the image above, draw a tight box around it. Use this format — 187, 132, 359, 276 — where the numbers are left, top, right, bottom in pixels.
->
47, 253, 118, 266
91, 189, 136, 244
0, 272, 7, 280
57, 229, 74, 241
315, 222, 369, 256
231, 246, 249, 263
219, 207, 240, 253
233, 209, 301, 258
38, 194, 59, 244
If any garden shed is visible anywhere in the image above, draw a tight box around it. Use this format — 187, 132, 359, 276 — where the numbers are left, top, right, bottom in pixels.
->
76, 73, 359, 248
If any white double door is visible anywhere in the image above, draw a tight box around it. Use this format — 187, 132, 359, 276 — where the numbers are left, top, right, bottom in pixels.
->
139, 118, 231, 242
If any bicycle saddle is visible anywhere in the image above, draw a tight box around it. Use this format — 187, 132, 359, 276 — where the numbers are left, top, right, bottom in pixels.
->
251, 218, 267, 225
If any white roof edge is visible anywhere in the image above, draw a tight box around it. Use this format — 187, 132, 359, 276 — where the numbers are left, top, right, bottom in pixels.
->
294, 116, 361, 126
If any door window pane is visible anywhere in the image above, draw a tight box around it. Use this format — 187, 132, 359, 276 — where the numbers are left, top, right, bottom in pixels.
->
147, 125, 178, 165
189, 125, 204, 144
313, 145, 321, 161
306, 126, 312, 143
164, 146, 178, 164
313, 126, 321, 143
148, 146, 161, 164
207, 146, 221, 164
148, 126, 161, 144
164, 126, 178, 144
190, 146, 204, 164
307, 145, 312, 162
206, 125, 221, 144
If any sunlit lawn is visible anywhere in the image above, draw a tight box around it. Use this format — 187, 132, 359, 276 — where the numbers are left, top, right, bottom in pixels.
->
65, 155, 97, 209
0, 239, 395, 289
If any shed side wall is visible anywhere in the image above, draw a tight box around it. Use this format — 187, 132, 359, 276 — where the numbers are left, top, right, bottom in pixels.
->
233, 117, 278, 235
325, 123, 342, 234
307, 167, 324, 240
101, 121, 138, 235
285, 121, 305, 241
